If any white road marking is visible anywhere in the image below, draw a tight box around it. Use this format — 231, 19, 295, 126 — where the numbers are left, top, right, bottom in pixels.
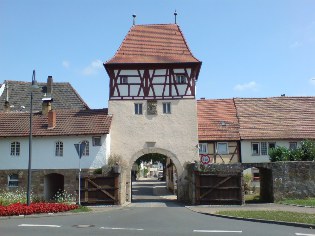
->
295, 234, 315, 236
100, 227, 144, 231
18, 224, 61, 228
194, 230, 242, 233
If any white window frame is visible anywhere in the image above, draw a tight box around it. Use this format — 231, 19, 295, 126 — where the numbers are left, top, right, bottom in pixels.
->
92, 136, 101, 146
134, 103, 143, 115
10, 141, 20, 156
55, 141, 63, 157
251, 142, 260, 156
175, 74, 187, 84
8, 174, 19, 188
163, 102, 171, 114
198, 143, 208, 154
217, 142, 229, 155
261, 142, 267, 155
81, 140, 89, 156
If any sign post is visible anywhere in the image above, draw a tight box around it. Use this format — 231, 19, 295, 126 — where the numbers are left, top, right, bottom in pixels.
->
74, 142, 86, 205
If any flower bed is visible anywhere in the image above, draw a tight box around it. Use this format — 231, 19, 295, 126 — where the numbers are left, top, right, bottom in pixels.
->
0, 203, 78, 216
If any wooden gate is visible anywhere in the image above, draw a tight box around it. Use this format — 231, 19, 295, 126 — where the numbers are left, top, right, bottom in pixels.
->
79, 174, 119, 205
195, 172, 243, 205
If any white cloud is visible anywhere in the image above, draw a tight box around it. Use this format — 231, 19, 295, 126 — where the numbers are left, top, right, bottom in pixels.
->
62, 60, 70, 68
310, 77, 315, 86
234, 81, 258, 91
82, 59, 103, 76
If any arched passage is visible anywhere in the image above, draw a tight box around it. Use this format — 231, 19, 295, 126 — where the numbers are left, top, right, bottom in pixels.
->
44, 173, 64, 202
127, 148, 183, 203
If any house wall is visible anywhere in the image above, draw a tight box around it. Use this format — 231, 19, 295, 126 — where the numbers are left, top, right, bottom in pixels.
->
199, 141, 240, 164
0, 134, 109, 170
241, 140, 301, 163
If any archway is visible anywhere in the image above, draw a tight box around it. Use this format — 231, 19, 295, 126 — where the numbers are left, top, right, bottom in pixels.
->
44, 173, 64, 201
242, 164, 274, 203
127, 148, 183, 204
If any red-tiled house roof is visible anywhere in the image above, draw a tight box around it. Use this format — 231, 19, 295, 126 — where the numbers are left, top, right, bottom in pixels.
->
234, 97, 315, 140
197, 99, 240, 141
0, 109, 112, 137
105, 24, 200, 64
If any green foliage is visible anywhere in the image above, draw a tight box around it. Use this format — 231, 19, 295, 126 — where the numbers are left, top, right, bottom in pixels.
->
93, 168, 102, 174
0, 189, 36, 206
135, 153, 166, 166
269, 140, 315, 162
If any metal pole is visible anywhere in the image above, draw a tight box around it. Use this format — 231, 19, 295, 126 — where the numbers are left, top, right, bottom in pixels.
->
78, 146, 81, 205
27, 70, 35, 206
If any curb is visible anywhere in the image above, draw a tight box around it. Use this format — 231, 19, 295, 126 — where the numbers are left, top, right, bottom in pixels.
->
186, 207, 315, 229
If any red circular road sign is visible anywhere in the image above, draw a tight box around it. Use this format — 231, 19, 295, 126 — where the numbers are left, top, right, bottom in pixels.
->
200, 154, 211, 165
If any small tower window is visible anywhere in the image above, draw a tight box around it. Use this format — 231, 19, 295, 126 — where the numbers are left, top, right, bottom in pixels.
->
55, 141, 63, 156
135, 103, 143, 115
175, 74, 187, 84
8, 174, 19, 188
121, 76, 128, 84
163, 102, 171, 114
81, 140, 89, 156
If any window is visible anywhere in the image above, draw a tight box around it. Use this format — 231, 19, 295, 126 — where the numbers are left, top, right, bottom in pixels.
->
8, 174, 19, 188
251, 142, 260, 155
55, 141, 63, 156
261, 142, 267, 155
175, 74, 187, 84
268, 142, 276, 153
163, 102, 171, 114
217, 142, 229, 154
199, 143, 208, 154
81, 140, 89, 156
10, 142, 20, 156
289, 142, 297, 150
92, 136, 101, 146
134, 103, 143, 115
121, 76, 128, 84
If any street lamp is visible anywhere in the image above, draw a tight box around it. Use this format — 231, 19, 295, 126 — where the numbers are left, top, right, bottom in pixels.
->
27, 70, 38, 206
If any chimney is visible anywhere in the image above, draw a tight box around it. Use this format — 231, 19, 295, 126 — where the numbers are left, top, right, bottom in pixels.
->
48, 110, 56, 129
42, 98, 53, 115
47, 76, 53, 96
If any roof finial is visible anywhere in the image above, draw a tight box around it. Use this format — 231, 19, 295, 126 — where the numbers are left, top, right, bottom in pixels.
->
174, 10, 178, 24
132, 14, 136, 26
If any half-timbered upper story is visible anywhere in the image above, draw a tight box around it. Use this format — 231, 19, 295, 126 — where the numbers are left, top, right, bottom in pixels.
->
104, 24, 202, 100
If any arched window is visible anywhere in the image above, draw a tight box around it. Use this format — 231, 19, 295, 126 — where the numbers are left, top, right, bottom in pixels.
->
10, 142, 20, 156
8, 174, 19, 187
55, 141, 63, 156
81, 140, 89, 156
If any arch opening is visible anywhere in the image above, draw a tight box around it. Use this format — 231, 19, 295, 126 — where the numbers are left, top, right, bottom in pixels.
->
243, 166, 274, 203
128, 148, 182, 204
44, 173, 64, 202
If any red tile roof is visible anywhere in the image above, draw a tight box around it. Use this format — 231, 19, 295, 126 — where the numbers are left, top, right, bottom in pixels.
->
0, 109, 112, 137
197, 99, 240, 141
105, 24, 200, 64
234, 97, 315, 140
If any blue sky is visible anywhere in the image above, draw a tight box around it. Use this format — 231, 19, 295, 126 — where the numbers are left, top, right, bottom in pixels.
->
1, 0, 315, 108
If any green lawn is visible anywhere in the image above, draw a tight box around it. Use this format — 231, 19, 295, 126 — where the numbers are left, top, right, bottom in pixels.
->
70, 206, 92, 213
279, 198, 315, 207
216, 210, 315, 225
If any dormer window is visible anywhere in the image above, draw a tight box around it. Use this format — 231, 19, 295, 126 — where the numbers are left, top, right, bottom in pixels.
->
175, 74, 186, 84
121, 76, 128, 84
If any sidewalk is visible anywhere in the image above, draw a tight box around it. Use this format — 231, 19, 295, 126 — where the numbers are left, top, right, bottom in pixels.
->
187, 203, 315, 214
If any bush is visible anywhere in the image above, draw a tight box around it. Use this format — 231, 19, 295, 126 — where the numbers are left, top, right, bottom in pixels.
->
269, 140, 315, 162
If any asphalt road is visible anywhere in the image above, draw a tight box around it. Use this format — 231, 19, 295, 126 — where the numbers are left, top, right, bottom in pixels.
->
0, 179, 314, 236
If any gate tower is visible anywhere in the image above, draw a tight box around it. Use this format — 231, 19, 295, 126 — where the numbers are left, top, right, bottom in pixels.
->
104, 23, 202, 202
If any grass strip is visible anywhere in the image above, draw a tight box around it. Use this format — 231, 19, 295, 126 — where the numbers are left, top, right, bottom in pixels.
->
70, 206, 91, 213
279, 198, 315, 207
216, 210, 315, 225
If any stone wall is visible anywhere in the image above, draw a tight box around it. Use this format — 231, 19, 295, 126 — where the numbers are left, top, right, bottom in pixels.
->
271, 161, 315, 201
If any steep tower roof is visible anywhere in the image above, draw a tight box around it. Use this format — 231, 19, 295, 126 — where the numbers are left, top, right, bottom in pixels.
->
105, 24, 200, 64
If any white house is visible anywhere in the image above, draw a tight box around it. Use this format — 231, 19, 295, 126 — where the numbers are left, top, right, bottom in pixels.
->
0, 109, 112, 201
